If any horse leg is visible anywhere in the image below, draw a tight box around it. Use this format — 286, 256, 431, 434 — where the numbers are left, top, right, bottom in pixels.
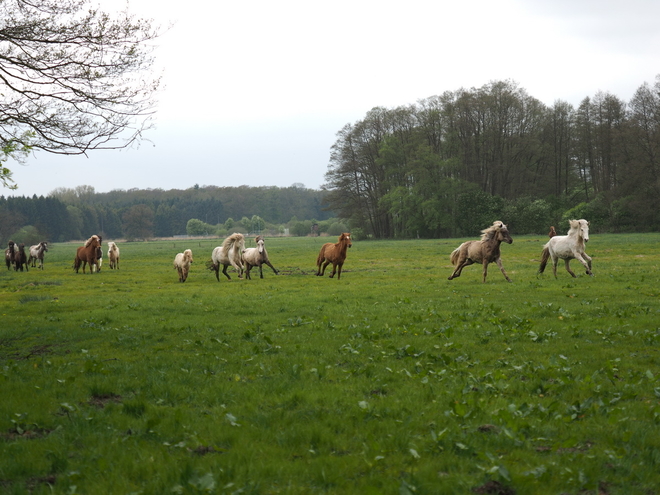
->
564, 259, 577, 278
318, 259, 329, 276
222, 264, 232, 280
481, 260, 489, 283
336, 262, 343, 280
328, 262, 337, 278
245, 264, 252, 280
259, 263, 264, 279
574, 253, 593, 276
265, 260, 279, 275
448, 258, 472, 280
495, 258, 512, 282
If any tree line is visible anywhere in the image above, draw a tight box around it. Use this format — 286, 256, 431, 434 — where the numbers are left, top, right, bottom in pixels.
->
0, 185, 337, 245
323, 78, 660, 238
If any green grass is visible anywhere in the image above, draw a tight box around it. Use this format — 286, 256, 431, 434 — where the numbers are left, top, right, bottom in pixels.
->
1, 234, 659, 494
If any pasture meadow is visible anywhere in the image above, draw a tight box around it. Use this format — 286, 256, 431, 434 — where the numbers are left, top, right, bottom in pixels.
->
1, 233, 659, 494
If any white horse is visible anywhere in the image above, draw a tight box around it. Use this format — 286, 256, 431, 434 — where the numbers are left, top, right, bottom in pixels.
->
538, 219, 593, 278
209, 233, 245, 281
28, 241, 49, 269
174, 249, 194, 282
108, 242, 120, 270
242, 236, 279, 279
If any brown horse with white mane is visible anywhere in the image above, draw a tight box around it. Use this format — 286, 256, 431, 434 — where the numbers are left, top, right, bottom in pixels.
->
315, 232, 352, 280
448, 221, 513, 283
13, 243, 29, 272
74, 235, 102, 274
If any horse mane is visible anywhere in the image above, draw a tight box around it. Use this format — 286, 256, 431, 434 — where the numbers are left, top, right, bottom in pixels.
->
567, 219, 589, 247
480, 221, 506, 241
222, 233, 244, 251
84, 235, 100, 247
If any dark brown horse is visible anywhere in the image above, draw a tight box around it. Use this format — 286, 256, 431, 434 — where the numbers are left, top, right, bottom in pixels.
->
315, 232, 352, 280
74, 235, 102, 274
448, 221, 513, 283
5, 240, 15, 270
13, 243, 29, 272
548, 226, 557, 238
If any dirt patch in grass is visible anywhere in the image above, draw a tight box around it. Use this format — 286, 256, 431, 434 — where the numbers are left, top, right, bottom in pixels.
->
88, 393, 122, 408
472, 480, 516, 495
1, 427, 52, 441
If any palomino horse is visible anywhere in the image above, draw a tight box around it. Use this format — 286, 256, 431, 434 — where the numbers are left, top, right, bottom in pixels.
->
538, 219, 592, 278
28, 241, 48, 269
174, 249, 194, 282
108, 242, 120, 269
242, 235, 279, 279
316, 232, 352, 280
74, 235, 102, 274
13, 243, 29, 272
5, 240, 15, 270
209, 233, 245, 281
448, 221, 513, 283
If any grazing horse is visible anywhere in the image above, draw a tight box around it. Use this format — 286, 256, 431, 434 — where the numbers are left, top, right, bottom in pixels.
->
5, 240, 16, 270
108, 242, 120, 269
548, 226, 557, 238
74, 235, 102, 274
13, 243, 29, 272
28, 241, 49, 269
209, 233, 245, 281
316, 232, 352, 280
448, 221, 513, 283
538, 219, 592, 278
242, 236, 279, 279
174, 249, 194, 282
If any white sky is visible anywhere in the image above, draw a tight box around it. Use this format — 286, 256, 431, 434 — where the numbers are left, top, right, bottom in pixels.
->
7, 0, 660, 197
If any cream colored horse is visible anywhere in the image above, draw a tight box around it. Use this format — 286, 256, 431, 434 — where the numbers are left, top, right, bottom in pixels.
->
209, 233, 245, 281
174, 249, 193, 282
242, 236, 279, 279
539, 219, 592, 278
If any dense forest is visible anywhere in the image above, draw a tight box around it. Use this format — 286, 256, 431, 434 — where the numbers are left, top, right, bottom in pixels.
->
3, 78, 660, 245
324, 78, 660, 238
0, 185, 337, 245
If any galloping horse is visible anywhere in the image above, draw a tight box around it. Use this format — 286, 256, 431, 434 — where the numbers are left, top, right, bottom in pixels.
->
5, 240, 15, 270
242, 235, 279, 279
316, 232, 352, 280
174, 249, 194, 282
13, 243, 29, 272
74, 235, 102, 274
538, 219, 592, 278
28, 241, 48, 270
448, 221, 513, 283
209, 233, 245, 281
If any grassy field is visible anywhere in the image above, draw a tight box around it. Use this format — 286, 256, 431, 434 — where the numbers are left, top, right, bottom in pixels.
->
1, 233, 659, 494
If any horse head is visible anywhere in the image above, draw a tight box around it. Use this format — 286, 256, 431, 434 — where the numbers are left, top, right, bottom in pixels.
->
257, 238, 265, 254
341, 233, 352, 248
184, 249, 193, 263
569, 219, 590, 243
499, 224, 513, 244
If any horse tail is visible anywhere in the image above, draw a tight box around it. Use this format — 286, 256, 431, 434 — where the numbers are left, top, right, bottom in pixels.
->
538, 246, 550, 274
316, 245, 326, 267
449, 246, 461, 266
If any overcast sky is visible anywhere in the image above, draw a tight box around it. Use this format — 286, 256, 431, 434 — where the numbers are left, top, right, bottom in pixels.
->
7, 0, 660, 197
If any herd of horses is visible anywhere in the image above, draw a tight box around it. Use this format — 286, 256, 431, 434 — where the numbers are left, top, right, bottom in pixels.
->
4, 220, 593, 283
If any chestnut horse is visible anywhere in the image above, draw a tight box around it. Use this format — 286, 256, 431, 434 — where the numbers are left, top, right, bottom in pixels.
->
316, 232, 352, 280
74, 235, 102, 274
448, 221, 513, 283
